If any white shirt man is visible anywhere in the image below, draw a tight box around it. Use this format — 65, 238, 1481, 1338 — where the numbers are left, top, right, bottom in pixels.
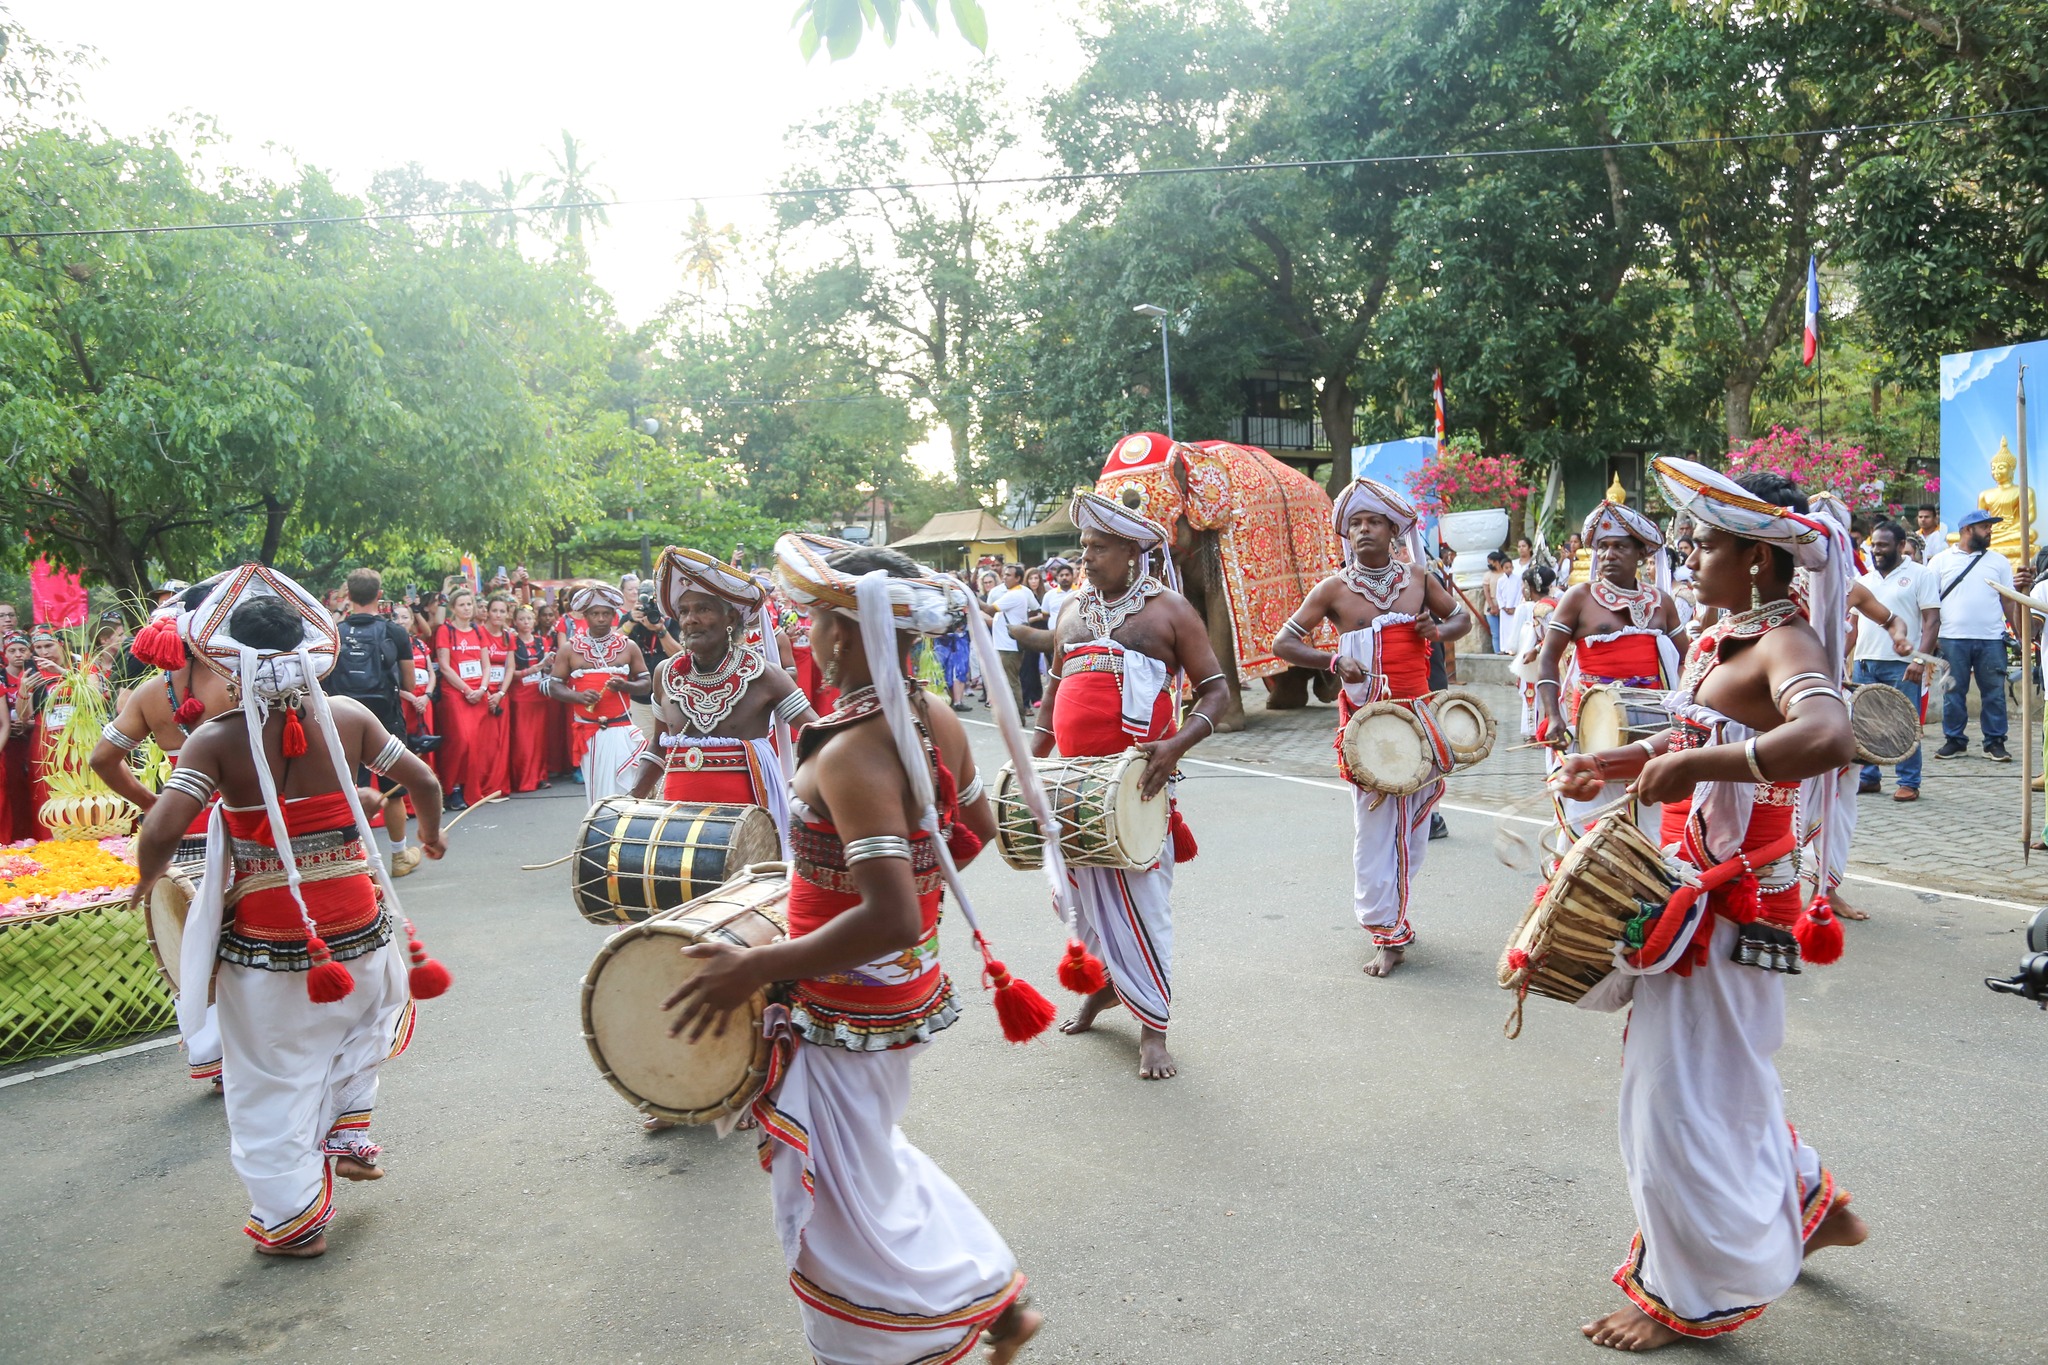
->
1926, 510, 2015, 761
1926, 535, 2014, 642
989, 580, 1036, 652
1853, 557, 1937, 662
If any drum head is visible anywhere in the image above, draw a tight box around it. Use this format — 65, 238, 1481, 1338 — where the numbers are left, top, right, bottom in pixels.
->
585, 922, 765, 1122
1849, 682, 1919, 764
1111, 752, 1171, 866
1576, 686, 1622, 753
1428, 688, 1497, 765
991, 764, 1044, 871
1342, 703, 1433, 795
147, 875, 193, 994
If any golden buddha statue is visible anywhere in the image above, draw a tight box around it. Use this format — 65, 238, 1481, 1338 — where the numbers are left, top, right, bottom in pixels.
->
1977, 437, 2037, 568
1570, 473, 1628, 585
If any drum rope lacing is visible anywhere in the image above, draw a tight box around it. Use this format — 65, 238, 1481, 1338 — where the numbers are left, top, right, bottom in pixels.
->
1342, 560, 1408, 611
1588, 576, 1659, 629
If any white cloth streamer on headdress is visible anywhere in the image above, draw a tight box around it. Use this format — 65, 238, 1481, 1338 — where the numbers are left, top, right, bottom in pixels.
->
774, 533, 970, 636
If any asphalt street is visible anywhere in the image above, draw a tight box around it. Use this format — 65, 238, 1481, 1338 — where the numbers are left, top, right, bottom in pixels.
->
4, 720, 2042, 1364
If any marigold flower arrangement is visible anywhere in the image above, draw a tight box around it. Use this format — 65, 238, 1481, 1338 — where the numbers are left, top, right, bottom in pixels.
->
0, 836, 139, 918
1404, 440, 1535, 516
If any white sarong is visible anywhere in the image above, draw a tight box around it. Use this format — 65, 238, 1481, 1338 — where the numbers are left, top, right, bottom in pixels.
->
1065, 843, 1176, 1032
1614, 915, 1837, 1336
580, 723, 643, 805
214, 938, 413, 1247
759, 1040, 1023, 1364
1351, 782, 1441, 948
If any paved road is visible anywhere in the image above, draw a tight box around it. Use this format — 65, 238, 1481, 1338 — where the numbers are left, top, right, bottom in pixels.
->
4, 723, 2042, 1363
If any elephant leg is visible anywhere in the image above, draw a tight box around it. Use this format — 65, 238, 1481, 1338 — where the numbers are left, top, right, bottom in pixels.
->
1263, 671, 1310, 710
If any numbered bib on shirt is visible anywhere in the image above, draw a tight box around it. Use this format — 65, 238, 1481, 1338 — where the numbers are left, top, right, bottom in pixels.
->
488, 664, 506, 685
458, 659, 483, 682
47, 704, 73, 730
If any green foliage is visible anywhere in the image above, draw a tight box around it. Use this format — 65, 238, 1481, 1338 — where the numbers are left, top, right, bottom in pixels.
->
793, 0, 988, 63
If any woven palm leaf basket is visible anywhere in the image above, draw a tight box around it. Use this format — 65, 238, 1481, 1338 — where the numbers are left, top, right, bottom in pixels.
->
0, 896, 174, 1063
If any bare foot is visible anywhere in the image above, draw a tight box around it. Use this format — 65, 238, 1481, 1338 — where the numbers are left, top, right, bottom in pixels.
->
255, 1234, 327, 1259
1833, 901, 1869, 921
1580, 1304, 1681, 1351
1059, 987, 1120, 1035
1805, 1192, 1869, 1256
642, 1114, 676, 1133
984, 1301, 1042, 1364
1363, 945, 1406, 977
332, 1154, 384, 1182
210, 1077, 224, 1096
1137, 1027, 1177, 1080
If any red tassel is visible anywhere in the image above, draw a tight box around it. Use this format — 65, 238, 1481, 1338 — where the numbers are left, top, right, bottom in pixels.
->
304, 938, 355, 1002
174, 697, 205, 727
1793, 895, 1846, 966
1170, 808, 1198, 864
281, 706, 307, 757
131, 617, 187, 669
946, 821, 984, 867
1057, 939, 1108, 994
401, 921, 453, 998
984, 959, 1057, 1043
1506, 948, 1530, 972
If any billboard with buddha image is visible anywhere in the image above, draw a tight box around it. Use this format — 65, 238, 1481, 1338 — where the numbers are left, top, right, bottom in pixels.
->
1940, 339, 2048, 570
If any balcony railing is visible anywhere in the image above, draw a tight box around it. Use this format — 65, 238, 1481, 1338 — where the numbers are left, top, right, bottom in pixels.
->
1226, 414, 1326, 451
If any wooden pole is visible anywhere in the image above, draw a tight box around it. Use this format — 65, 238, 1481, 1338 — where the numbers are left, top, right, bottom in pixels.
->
2018, 365, 2033, 861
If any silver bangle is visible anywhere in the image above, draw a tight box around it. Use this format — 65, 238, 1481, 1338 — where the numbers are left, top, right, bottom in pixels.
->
1543, 618, 1573, 634
774, 690, 810, 723
636, 750, 664, 770
1033, 724, 1054, 736
1186, 711, 1215, 738
844, 835, 913, 865
1278, 619, 1309, 640
1633, 738, 1659, 760
162, 767, 217, 804
365, 735, 407, 775
100, 722, 141, 752
1781, 685, 1841, 715
1194, 671, 1227, 689
1535, 679, 1561, 692
1744, 736, 1768, 781
958, 773, 985, 805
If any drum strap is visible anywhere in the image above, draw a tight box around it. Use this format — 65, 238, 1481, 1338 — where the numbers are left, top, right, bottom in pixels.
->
1633, 829, 1799, 969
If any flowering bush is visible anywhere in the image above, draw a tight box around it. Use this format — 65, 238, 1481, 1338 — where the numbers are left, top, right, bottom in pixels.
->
1726, 427, 1906, 511
1404, 441, 1535, 516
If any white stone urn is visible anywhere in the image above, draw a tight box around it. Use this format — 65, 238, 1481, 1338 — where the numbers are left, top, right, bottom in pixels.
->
1438, 507, 1511, 592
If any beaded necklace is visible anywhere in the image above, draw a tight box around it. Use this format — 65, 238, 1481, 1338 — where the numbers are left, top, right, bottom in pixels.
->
666, 645, 764, 734
1679, 598, 1798, 694
1077, 576, 1164, 637
1589, 576, 1659, 630
1342, 559, 1408, 611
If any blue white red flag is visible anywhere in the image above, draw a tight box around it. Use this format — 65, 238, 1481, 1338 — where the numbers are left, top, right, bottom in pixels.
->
1433, 370, 1447, 456
1802, 256, 1819, 366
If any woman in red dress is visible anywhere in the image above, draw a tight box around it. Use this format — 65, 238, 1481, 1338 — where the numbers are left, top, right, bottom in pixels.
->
390, 603, 437, 771
472, 596, 514, 801
0, 633, 34, 840
535, 602, 573, 778
506, 603, 551, 792
433, 589, 487, 810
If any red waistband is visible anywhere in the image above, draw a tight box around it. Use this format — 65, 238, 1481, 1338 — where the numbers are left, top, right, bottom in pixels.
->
1052, 668, 1173, 754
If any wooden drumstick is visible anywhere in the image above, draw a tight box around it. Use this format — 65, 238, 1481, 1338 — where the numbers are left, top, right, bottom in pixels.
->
521, 852, 574, 871
440, 791, 506, 834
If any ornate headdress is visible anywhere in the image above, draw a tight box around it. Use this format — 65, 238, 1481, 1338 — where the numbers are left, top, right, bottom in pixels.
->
773, 533, 970, 636
174, 565, 447, 1010
1068, 490, 1181, 596
571, 583, 624, 615
656, 545, 765, 620
1581, 500, 1662, 551
1331, 476, 1423, 566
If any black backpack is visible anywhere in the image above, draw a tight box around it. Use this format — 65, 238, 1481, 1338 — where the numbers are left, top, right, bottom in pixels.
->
331, 615, 398, 700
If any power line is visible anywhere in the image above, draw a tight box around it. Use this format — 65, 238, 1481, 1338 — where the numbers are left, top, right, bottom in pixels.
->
4, 105, 2043, 243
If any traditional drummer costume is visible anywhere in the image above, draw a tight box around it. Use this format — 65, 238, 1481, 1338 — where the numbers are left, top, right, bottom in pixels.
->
169, 566, 449, 1252
545, 586, 648, 803
1304, 477, 1442, 954
1046, 492, 1198, 1036
1587, 458, 1851, 1340
764, 535, 1051, 1365
635, 548, 799, 853
1546, 501, 1679, 839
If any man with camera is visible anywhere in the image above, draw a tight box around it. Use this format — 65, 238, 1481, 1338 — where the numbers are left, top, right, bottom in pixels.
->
330, 569, 423, 875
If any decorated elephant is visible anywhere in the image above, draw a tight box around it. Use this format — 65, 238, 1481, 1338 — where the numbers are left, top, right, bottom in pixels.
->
1094, 432, 1341, 730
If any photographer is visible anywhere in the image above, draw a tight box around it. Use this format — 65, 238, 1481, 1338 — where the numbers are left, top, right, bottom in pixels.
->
626, 588, 676, 743
331, 569, 423, 874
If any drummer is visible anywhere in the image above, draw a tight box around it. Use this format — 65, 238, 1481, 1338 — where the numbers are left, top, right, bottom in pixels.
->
628, 546, 813, 839
1534, 499, 1683, 840
1034, 490, 1230, 1080
661, 538, 1041, 1364
543, 586, 652, 803
1274, 476, 1470, 978
89, 578, 235, 1088
1554, 460, 1865, 1351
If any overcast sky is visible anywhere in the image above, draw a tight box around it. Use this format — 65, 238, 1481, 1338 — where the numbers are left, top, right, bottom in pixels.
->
15, 1, 1085, 323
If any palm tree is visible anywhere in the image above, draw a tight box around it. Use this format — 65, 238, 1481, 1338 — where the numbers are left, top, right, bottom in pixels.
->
677, 202, 740, 328
540, 131, 611, 245
485, 170, 533, 250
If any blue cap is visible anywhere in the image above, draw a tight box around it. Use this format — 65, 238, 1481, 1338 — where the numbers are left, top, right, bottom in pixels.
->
1957, 509, 2002, 529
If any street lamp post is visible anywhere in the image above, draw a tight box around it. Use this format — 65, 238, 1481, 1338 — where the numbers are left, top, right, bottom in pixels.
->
1133, 303, 1174, 441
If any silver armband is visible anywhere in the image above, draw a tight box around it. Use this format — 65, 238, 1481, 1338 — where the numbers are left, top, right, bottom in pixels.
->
1780, 685, 1842, 715
537, 676, 555, 699
162, 767, 217, 804
100, 722, 142, 752
364, 735, 407, 776
1278, 618, 1310, 640
843, 835, 913, 865
1543, 618, 1573, 634
1193, 671, 1227, 689
636, 749, 664, 770
958, 773, 985, 805
773, 691, 810, 724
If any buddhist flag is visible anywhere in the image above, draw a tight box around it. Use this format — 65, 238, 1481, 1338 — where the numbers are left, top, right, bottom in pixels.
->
1802, 256, 1819, 365
460, 554, 480, 594
1433, 370, 1447, 456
